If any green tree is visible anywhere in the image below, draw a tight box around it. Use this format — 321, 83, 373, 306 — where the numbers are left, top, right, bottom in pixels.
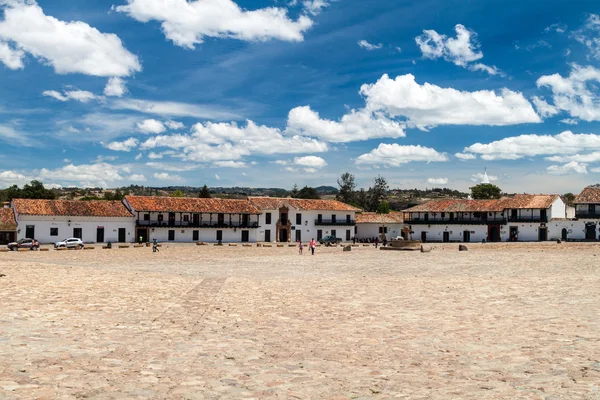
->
470, 183, 502, 199
336, 172, 356, 204
376, 201, 391, 214
0, 181, 56, 202
198, 185, 211, 198
368, 175, 389, 212
355, 188, 369, 210
291, 184, 299, 198
563, 192, 575, 206
171, 190, 184, 197
296, 186, 320, 199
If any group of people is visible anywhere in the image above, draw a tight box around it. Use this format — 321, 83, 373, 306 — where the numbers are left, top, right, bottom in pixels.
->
352, 236, 388, 248
298, 238, 317, 255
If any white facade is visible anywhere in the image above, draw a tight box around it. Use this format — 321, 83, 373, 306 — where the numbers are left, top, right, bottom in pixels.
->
16, 215, 135, 244
144, 226, 258, 243
355, 223, 405, 240
256, 208, 355, 243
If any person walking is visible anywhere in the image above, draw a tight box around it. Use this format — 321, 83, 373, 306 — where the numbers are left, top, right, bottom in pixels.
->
375, 237, 379, 248
139, 235, 143, 244
310, 238, 316, 255
152, 238, 159, 253
352, 236, 356, 245
298, 240, 303, 255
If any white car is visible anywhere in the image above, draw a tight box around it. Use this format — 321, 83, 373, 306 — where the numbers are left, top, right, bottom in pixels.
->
54, 238, 85, 249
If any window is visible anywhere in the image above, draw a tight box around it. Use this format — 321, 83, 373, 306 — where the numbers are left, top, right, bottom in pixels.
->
317, 214, 322, 223
378, 227, 388, 234
354, 226, 357, 234
281, 213, 288, 225
317, 230, 323, 240
216, 230, 223, 241
346, 230, 351, 241
143, 214, 150, 221
192, 231, 199, 241
296, 213, 302, 225
441, 212, 445, 218
331, 229, 337, 237
183, 215, 189, 222
265, 213, 272, 224
168, 230, 175, 241
50, 228, 58, 236
73, 228, 82, 239
346, 215, 351, 223
158, 214, 164, 222
332, 214, 337, 223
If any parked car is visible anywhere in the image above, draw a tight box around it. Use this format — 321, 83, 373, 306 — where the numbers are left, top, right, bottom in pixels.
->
318, 235, 342, 245
7, 238, 40, 251
54, 238, 85, 249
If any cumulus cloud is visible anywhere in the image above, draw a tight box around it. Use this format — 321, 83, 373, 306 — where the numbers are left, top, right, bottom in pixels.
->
43, 89, 99, 103
154, 172, 182, 181
415, 24, 501, 75
547, 161, 588, 175
129, 173, 146, 181
303, 0, 329, 15
461, 131, 600, 160
212, 160, 247, 168
104, 77, 127, 97
355, 144, 449, 167
0, 0, 140, 76
39, 162, 134, 187
0, 170, 32, 187
103, 137, 139, 152
360, 74, 541, 129
532, 95, 560, 118
137, 119, 167, 134
358, 40, 383, 51
536, 64, 600, 121
561, 118, 579, 125
115, 0, 313, 49
455, 152, 477, 160
286, 106, 405, 142
165, 120, 184, 130
427, 177, 448, 185
294, 155, 327, 171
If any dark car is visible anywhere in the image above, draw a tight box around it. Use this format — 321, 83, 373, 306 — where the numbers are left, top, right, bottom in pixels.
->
7, 238, 40, 251
318, 235, 342, 245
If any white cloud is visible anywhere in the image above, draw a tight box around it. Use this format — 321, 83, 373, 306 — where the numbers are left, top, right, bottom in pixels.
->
544, 23, 566, 34
103, 137, 139, 152
146, 161, 198, 172
104, 77, 127, 97
39, 162, 132, 187
0, 123, 33, 146
358, 40, 383, 51
537, 64, 600, 121
212, 160, 247, 168
141, 119, 328, 163
0, 41, 24, 69
471, 172, 498, 182
153, 172, 182, 181
547, 161, 588, 175
462, 131, 600, 160
415, 24, 501, 75
360, 74, 541, 129
455, 152, 477, 160
355, 144, 449, 167
427, 177, 448, 185
148, 152, 164, 160
273, 160, 288, 165
531, 95, 559, 118
129, 173, 146, 181
545, 151, 600, 163
135, 153, 142, 161
109, 98, 239, 120
0, 0, 141, 76
43, 89, 99, 103
560, 118, 579, 125
137, 119, 167, 134
215, 174, 221, 181
294, 155, 327, 169
0, 170, 31, 187
115, 0, 313, 49
165, 120, 184, 130
303, 0, 329, 15
286, 106, 405, 142
571, 14, 600, 59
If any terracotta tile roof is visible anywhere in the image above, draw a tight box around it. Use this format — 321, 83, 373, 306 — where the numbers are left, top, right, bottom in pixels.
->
574, 187, 600, 204
500, 194, 559, 209
403, 199, 506, 213
12, 199, 133, 218
0, 207, 16, 230
356, 212, 404, 224
248, 196, 360, 212
125, 196, 261, 214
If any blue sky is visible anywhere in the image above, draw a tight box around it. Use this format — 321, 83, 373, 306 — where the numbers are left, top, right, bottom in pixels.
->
1, 0, 600, 193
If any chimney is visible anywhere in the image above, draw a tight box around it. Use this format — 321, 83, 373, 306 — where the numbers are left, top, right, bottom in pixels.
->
3, 202, 9, 209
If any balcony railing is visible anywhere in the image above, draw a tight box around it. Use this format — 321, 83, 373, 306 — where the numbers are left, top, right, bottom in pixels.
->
575, 213, 600, 219
407, 218, 505, 225
136, 220, 259, 229
507, 216, 548, 223
315, 219, 356, 226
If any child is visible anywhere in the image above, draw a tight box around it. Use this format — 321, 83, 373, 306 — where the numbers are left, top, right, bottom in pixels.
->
298, 240, 303, 255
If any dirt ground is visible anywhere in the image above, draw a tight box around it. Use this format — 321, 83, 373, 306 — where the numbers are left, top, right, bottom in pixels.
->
1, 242, 599, 399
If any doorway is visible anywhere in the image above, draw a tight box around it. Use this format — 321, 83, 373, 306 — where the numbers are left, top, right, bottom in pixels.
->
586, 224, 596, 240
279, 228, 288, 243
443, 231, 450, 242
73, 228, 82, 239
0, 231, 15, 245
561, 228, 568, 241
241, 230, 249, 242
264, 229, 271, 242
509, 226, 518, 241
487, 225, 500, 242
25, 225, 35, 239
295, 229, 301, 242
168, 230, 175, 241
118, 228, 126, 243
193, 230, 199, 241
539, 227, 548, 241
97, 227, 105, 243
463, 230, 470, 243
136, 228, 148, 243
421, 231, 427, 243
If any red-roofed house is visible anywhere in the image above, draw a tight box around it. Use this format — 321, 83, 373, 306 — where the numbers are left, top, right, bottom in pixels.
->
248, 197, 360, 243
12, 199, 135, 244
355, 212, 405, 241
0, 202, 17, 245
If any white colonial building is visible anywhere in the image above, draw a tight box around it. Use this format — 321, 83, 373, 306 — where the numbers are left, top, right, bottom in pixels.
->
12, 199, 135, 244
355, 212, 405, 241
573, 186, 600, 240
403, 194, 569, 242
248, 197, 360, 243
123, 196, 262, 243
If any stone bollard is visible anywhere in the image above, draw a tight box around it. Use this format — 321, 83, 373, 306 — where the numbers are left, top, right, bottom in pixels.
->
343, 245, 351, 252
459, 245, 468, 251
420, 245, 431, 253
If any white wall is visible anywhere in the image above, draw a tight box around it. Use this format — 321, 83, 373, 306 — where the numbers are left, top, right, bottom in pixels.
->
146, 227, 257, 243
409, 224, 489, 243
17, 215, 135, 243
356, 223, 404, 240
549, 197, 566, 219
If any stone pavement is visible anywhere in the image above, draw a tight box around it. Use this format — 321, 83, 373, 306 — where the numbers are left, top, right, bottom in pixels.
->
0, 243, 599, 399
